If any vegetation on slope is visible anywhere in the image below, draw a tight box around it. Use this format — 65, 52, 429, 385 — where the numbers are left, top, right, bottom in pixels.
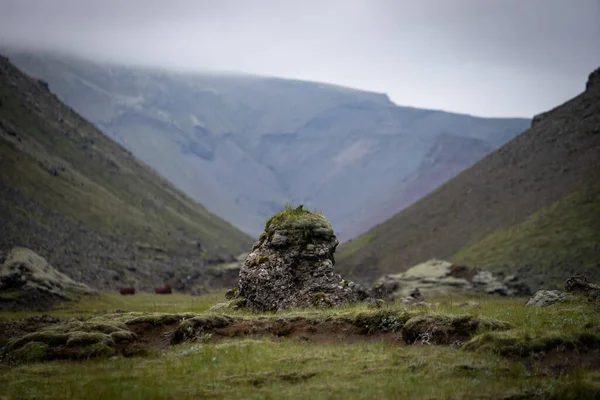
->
0, 55, 253, 290
337, 68, 600, 289
452, 185, 600, 288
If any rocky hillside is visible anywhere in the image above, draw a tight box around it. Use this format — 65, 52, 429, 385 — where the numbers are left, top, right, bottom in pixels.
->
0, 55, 253, 291
337, 67, 600, 290
4, 49, 530, 241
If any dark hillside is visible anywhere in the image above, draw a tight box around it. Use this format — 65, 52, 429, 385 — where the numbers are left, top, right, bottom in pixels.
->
337, 67, 600, 289
0, 55, 253, 290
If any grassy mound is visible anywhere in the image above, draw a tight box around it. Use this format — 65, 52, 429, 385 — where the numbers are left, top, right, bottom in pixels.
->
2, 317, 146, 364
258, 204, 335, 244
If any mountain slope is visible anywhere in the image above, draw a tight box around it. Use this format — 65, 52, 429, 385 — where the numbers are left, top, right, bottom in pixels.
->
337, 68, 600, 289
0, 54, 253, 290
4, 49, 530, 241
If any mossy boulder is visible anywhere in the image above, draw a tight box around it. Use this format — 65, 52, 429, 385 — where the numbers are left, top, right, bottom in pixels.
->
237, 205, 369, 312
0, 247, 94, 311
7, 341, 50, 363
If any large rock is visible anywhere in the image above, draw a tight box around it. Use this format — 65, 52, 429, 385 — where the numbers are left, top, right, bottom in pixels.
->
526, 275, 600, 307
525, 290, 566, 307
234, 206, 367, 312
0, 247, 94, 310
372, 259, 531, 301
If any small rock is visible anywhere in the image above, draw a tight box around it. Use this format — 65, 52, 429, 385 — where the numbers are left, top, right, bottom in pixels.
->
452, 301, 480, 309
270, 233, 289, 247
365, 298, 386, 309
409, 288, 425, 302
525, 290, 565, 307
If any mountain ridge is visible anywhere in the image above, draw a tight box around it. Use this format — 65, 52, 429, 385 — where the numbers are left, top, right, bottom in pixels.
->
0, 54, 254, 290
3, 48, 530, 241
337, 67, 600, 289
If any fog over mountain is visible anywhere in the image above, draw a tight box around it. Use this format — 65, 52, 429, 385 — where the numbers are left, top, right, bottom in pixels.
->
0, 1, 597, 240
1, 0, 598, 118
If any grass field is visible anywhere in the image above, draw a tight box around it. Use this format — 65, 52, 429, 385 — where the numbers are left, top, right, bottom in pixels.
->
1, 292, 599, 400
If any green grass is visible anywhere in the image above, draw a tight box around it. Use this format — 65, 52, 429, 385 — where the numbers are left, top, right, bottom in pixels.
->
0, 291, 227, 321
264, 204, 330, 232
1, 292, 599, 399
452, 186, 600, 287
5, 340, 597, 400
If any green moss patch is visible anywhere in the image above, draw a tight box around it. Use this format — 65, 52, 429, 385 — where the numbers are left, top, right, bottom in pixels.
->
2, 317, 146, 364
263, 204, 333, 239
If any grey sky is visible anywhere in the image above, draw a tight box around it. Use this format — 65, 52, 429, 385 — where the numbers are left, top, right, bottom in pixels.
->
0, 0, 598, 118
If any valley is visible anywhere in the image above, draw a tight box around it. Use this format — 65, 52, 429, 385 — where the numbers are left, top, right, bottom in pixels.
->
4, 49, 530, 241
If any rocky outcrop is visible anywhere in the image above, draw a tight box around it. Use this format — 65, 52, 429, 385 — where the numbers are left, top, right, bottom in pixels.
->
372, 259, 531, 301
224, 206, 368, 312
0, 247, 94, 311
526, 275, 599, 307
586, 67, 600, 91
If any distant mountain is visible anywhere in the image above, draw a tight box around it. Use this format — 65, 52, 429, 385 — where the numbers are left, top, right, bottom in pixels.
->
4, 49, 530, 241
0, 55, 254, 291
337, 67, 600, 290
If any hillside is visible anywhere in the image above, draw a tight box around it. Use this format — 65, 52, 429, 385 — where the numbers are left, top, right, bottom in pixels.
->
337, 67, 600, 290
4, 49, 530, 241
0, 54, 253, 291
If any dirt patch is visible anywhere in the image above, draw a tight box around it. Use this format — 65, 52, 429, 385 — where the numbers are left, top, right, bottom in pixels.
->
448, 264, 480, 281
127, 322, 177, 350
209, 318, 402, 345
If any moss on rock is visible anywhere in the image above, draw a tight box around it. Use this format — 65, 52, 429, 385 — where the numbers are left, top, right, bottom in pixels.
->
66, 332, 114, 347
118, 312, 197, 326
7, 341, 49, 363
264, 204, 333, 240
